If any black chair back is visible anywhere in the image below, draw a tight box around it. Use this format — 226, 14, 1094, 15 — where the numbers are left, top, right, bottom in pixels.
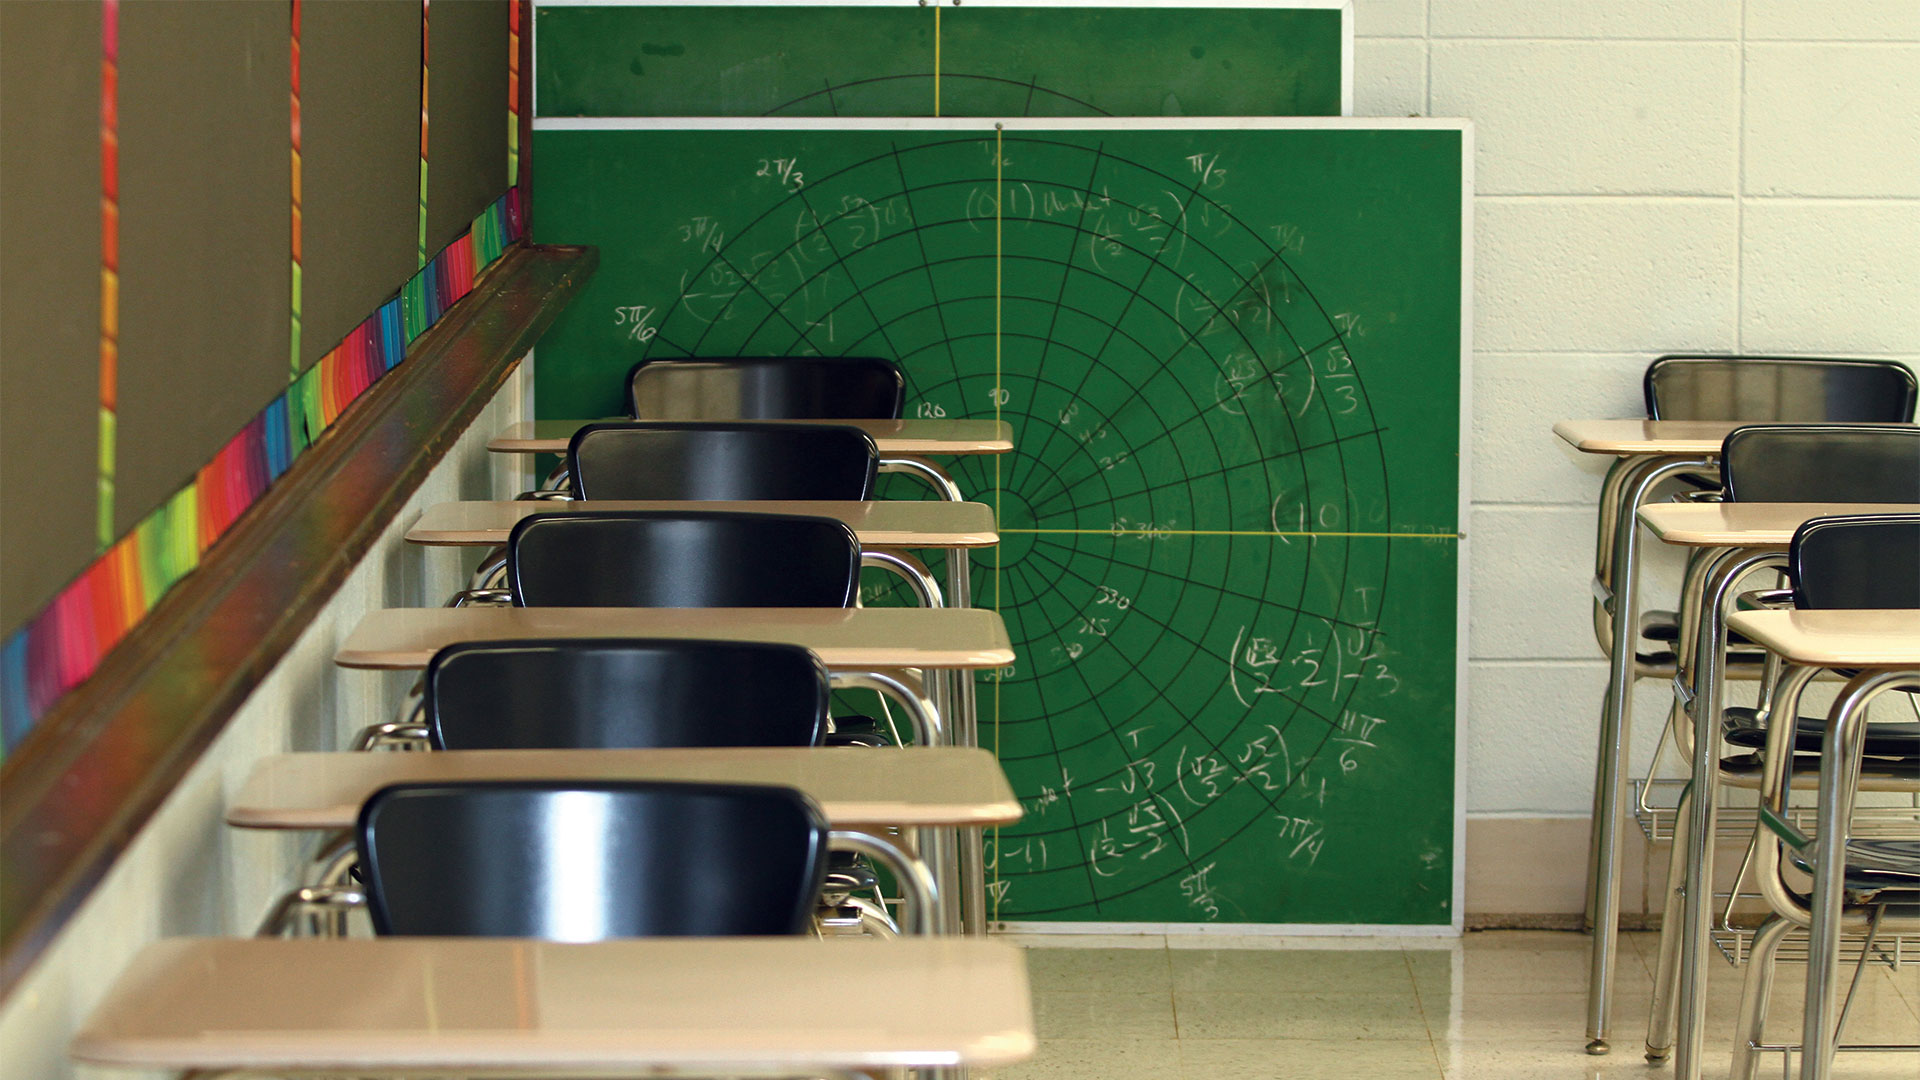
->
568, 421, 878, 501
1645, 355, 1917, 422
424, 638, 831, 750
506, 510, 860, 608
629, 356, 905, 420
1720, 425, 1920, 504
1790, 515, 1920, 611
357, 780, 831, 938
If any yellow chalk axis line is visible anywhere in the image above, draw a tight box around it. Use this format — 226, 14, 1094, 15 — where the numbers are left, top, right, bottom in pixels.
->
990, 117, 1002, 926
999, 528, 1462, 539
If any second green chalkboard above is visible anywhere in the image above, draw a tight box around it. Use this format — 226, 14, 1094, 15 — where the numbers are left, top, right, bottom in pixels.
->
535, 2, 1351, 118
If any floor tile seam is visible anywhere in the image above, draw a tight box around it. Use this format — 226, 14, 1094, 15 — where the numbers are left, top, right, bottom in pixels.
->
1161, 940, 1185, 1041
1172, 988, 1435, 999
1400, 947, 1454, 1078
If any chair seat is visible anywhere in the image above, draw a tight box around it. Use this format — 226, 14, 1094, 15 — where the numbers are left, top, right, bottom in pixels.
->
1717, 753, 1920, 791
1640, 610, 1761, 649
1790, 839, 1920, 900
1722, 706, 1920, 760
826, 854, 878, 893
826, 714, 894, 749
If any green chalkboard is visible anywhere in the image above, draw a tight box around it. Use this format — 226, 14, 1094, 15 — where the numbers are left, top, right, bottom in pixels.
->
535, 3, 1348, 118
533, 119, 1466, 926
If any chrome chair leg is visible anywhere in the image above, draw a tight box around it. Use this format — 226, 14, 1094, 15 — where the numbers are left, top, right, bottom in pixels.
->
830, 830, 944, 935
847, 895, 900, 938
468, 546, 508, 591
1800, 670, 1913, 1080
863, 549, 944, 608
350, 689, 429, 751
876, 456, 966, 502
832, 669, 943, 746
256, 883, 366, 938
1676, 546, 1784, 1080
1646, 780, 1690, 1061
1588, 454, 1712, 1053
1729, 915, 1793, 1080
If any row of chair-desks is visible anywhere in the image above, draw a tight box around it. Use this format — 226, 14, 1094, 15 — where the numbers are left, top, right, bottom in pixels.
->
1634, 500, 1920, 1076
74, 415, 1035, 1078
1558, 416, 1920, 1080
1718, 609, 1920, 1080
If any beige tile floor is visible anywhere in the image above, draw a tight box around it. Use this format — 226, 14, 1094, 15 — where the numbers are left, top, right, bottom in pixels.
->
984, 930, 1920, 1080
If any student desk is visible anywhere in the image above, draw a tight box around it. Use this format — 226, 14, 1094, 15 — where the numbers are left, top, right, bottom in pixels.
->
1723, 609, 1920, 1080
491, 417, 1012, 523
409, 498, 998, 608
1638, 502, 1920, 549
338, 606, 1015, 936
337, 607, 1013, 723
1553, 418, 1914, 1052
411, 499, 998, 550
491, 416, 1016, 460
73, 936, 1037, 1077
230, 747, 1021, 936
1636, 502, 1919, 1078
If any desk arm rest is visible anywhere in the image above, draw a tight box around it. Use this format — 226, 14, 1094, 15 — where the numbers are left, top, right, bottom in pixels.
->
515, 489, 574, 502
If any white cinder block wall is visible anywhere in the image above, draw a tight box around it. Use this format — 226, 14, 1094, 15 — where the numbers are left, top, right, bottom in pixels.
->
1351, 1, 1918, 914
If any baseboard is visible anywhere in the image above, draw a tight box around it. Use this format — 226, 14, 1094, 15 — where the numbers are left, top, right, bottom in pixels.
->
980, 817, 1741, 935
1465, 814, 1753, 929
992, 920, 1459, 937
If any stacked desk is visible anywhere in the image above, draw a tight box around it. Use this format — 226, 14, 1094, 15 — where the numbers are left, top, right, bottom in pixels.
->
71, 418, 1035, 1079
1726, 609, 1920, 1080
1636, 501, 1920, 1075
1554, 417, 1916, 1053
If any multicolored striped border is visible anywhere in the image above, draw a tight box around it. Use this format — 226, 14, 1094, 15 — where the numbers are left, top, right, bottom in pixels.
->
97, 0, 120, 551
290, 0, 304, 378
417, 0, 431, 267
0, 189, 524, 753
507, 0, 520, 187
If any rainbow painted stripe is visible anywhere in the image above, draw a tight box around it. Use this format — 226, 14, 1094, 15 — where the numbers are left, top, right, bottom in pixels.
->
507, 0, 520, 187
417, 0, 431, 267
0, 189, 524, 752
98, 0, 120, 550
291, 0, 304, 377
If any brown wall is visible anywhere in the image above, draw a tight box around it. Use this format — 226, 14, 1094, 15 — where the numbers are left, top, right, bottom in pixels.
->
0, 0, 514, 636
426, 0, 511, 255
0, 2, 105, 630
301, 0, 426, 372
114, 0, 294, 536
